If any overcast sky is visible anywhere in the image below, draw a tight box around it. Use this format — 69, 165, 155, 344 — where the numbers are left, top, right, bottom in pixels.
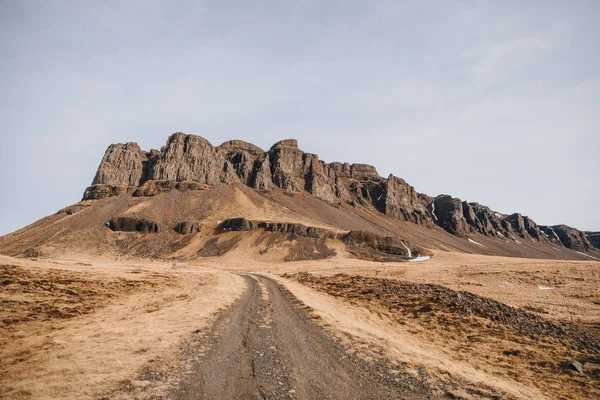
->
1, 0, 599, 235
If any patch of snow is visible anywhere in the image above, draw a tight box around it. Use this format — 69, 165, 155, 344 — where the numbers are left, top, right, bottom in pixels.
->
400, 241, 412, 258
468, 238, 485, 247
376, 193, 383, 202
408, 256, 431, 262
550, 228, 563, 246
515, 240, 521, 244
431, 202, 438, 221
576, 251, 600, 261
495, 213, 502, 218
496, 231, 503, 236
538, 285, 553, 290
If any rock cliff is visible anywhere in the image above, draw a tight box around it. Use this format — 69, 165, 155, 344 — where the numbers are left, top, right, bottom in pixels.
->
84, 132, 595, 253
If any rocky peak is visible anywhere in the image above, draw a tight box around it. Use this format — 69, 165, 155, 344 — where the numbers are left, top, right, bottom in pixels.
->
92, 142, 149, 186
270, 139, 298, 149
540, 225, 593, 252
83, 132, 597, 254
218, 140, 264, 158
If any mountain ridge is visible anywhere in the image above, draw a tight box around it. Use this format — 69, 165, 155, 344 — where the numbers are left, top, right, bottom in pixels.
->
84, 132, 597, 253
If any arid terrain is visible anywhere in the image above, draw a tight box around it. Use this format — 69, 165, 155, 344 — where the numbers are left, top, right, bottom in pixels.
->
2, 251, 598, 399
1, 134, 599, 399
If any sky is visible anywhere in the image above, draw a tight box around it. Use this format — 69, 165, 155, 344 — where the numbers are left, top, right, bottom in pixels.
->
0, 0, 599, 235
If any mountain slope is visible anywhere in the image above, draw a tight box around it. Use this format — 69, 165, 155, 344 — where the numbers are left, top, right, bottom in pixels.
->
0, 133, 598, 262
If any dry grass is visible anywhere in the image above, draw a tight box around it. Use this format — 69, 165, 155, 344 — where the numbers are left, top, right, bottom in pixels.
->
288, 272, 600, 399
0, 258, 245, 399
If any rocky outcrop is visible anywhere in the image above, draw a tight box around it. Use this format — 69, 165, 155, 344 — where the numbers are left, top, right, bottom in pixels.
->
83, 184, 133, 200
341, 231, 415, 257
585, 232, 600, 249
133, 180, 177, 196
92, 142, 151, 186
150, 133, 234, 184
108, 217, 159, 233
383, 175, 431, 225
433, 195, 470, 237
540, 225, 593, 252
221, 218, 255, 231
174, 222, 201, 235
85, 133, 597, 253
219, 218, 331, 239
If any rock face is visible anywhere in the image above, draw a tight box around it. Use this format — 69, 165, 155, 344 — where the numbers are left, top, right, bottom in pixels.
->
83, 184, 133, 200
108, 217, 159, 233
85, 132, 597, 253
221, 218, 255, 231
540, 225, 593, 252
174, 222, 201, 235
341, 231, 415, 257
151, 133, 234, 184
384, 175, 431, 225
93, 143, 151, 186
585, 232, 600, 249
432, 195, 470, 237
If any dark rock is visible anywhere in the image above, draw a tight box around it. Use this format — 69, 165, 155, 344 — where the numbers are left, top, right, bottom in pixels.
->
174, 222, 201, 235
585, 231, 600, 249
433, 195, 470, 236
384, 175, 431, 225
541, 225, 593, 252
108, 217, 159, 233
251, 155, 273, 190
341, 231, 413, 257
502, 349, 521, 356
307, 227, 327, 239
82, 184, 132, 200
560, 360, 584, 375
221, 218, 255, 231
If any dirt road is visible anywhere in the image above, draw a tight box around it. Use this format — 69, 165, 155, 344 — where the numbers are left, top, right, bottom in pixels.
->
174, 274, 430, 400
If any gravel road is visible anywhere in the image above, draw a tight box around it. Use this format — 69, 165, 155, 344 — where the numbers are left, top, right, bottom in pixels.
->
174, 274, 430, 400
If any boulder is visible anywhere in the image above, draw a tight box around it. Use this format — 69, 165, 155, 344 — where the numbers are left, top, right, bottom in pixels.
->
560, 360, 584, 375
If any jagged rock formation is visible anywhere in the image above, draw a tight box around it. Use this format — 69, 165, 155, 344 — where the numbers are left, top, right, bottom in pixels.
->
585, 232, 600, 249
108, 217, 159, 233
84, 133, 596, 253
539, 225, 593, 252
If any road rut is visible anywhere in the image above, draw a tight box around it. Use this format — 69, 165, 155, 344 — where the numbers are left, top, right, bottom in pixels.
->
174, 274, 430, 399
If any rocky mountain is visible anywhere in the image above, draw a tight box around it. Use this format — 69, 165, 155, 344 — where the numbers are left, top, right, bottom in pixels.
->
1, 132, 598, 262
84, 133, 598, 254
